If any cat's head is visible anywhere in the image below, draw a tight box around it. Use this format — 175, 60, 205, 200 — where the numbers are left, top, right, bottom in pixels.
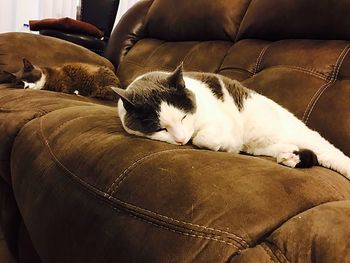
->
4, 59, 45, 89
112, 63, 197, 145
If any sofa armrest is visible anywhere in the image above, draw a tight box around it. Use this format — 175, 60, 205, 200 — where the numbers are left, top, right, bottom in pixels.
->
0, 32, 114, 74
104, 0, 154, 70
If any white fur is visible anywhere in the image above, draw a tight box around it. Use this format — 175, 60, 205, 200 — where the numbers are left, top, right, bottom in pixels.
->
118, 75, 350, 179
24, 73, 46, 90
153, 102, 193, 145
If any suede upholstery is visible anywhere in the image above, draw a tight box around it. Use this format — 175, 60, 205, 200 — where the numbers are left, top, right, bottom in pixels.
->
1, 0, 350, 262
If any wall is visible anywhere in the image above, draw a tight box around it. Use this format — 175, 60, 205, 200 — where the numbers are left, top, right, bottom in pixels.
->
0, 0, 78, 33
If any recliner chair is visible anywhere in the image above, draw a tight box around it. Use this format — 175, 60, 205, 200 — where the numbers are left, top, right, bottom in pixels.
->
40, 0, 119, 55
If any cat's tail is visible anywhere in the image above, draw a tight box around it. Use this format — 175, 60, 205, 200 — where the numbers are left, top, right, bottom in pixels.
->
296, 130, 350, 179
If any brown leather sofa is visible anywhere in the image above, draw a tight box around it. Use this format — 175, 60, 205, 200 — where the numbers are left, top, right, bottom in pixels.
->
1, 0, 350, 262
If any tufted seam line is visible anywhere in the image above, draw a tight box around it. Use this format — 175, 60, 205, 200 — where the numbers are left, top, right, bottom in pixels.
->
118, 58, 145, 69
261, 242, 290, 263
94, 193, 242, 249
0, 94, 51, 108
216, 44, 234, 74
38, 118, 249, 248
331, 44, 350, 81
253, 44, 271, 75
115, 207, 241, 249
303, 44, 350, 123
234, 0, 255, 42
301, 81, 327, 122
112, 195, 249, 247
144, 41, 167, 65
47, 116, 90, 141
106, 149, 187, 194
219, 66, 254, 75
106, 148, 249, 246
260, 243, 282, 263
182, 42, 214, 69
0, 107, 47, 115
303, 83, 331, 124
277, 65, 328, 80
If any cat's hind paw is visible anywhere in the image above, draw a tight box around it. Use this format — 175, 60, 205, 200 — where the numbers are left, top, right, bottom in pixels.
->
277, 149, 318, 169
277, 152, 300, 168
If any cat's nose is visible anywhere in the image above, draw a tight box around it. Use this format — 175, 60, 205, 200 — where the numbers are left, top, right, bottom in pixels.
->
175, 138, 186, 145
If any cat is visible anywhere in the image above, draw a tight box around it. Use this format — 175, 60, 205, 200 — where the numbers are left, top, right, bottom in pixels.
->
0, 58, 120, 101
111, 63, 350, 179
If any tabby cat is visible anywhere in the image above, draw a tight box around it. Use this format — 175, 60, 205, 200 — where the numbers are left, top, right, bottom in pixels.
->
0, 58, 120, 100
112, 63, 350, 179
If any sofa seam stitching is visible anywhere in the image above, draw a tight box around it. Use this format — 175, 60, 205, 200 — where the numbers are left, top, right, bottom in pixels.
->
216, 43, 234, 74
47, 116, 90, 141
262, 242, 290, 263
260, 243, 282, 263
303, 82, 331, 124
181, 42, 212, 68
112, 195, 249, 247
107, 149, 186, 194
38, 118, 249, 248
125, 212, 241, 248
303, 44, 350, 123
100, 195, 243, 248
253, 44, 270, 75
144, 40, 167, 65
277, 65, 327, 80
234, 0, 255, 42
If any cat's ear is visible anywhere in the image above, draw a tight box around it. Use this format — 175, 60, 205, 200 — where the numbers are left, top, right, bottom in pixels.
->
22, 58, 34, 72
168, 62, 185, 90
0, 71, 17, 84
111, 86, 135, 110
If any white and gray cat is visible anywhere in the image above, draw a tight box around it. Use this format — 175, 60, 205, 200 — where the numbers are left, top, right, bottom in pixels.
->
112, 63, 350, 179
0, 58, 120, 100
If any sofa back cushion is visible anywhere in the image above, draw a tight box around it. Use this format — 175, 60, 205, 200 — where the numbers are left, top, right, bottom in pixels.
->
144, 0, 350, 42
236, 0, 350, 41
145, 0, 250, 41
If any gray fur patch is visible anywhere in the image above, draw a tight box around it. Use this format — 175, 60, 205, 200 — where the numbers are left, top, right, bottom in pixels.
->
129, 72, 197, 113
220, 75, 250, 111
187, 72, 224, 101
187, 72, 250, 111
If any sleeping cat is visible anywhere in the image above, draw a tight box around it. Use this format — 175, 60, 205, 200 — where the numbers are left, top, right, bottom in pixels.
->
0, 58, 120, 100
112, 63, 350, 179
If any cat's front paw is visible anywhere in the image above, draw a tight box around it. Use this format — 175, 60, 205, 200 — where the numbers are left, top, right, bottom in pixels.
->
192, 134, 221, 151
278, 148, 318, 169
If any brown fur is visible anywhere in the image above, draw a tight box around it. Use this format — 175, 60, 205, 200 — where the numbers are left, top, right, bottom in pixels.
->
1, 59, 121, 101
42, 63, 120, 100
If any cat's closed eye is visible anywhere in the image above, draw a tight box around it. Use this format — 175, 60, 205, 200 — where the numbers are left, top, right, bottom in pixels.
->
181, 115, 187, 122
156, 128, 167, 132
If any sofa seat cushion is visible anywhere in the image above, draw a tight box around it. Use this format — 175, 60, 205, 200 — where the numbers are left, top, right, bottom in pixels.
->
8, 93, 350, 262
0, 85, 117, 258
0, 85, 115, 185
